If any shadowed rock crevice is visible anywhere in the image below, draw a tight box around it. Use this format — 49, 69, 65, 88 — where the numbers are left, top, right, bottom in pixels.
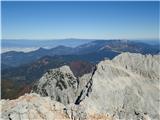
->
75, 66, 97, 105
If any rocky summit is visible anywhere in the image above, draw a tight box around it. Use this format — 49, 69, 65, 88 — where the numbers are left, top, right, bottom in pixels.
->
80, 52, 160, 120
32, 65, 93, 105
1, 52, 160, 120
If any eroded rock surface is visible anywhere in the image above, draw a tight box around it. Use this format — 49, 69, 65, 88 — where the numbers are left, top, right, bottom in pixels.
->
0, 93, 70, 120
80, 52, 160, 120
0, 93, 114, 120
1, 52, 160, 120
32, 65, 92, 105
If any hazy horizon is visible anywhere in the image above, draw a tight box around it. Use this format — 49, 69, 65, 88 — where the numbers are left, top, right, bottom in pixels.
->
1, 38, 159, 53
1, 38, 160, 41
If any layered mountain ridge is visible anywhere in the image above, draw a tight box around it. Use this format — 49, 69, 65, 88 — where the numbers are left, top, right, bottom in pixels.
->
2, 40, 159, 68
1, 52, 160, 120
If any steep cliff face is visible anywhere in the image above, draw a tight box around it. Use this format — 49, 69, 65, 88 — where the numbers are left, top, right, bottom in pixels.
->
80, 52, 160, 120
32, 66, 78, 105
1, 53, 160, 120
32, 65, 92, 105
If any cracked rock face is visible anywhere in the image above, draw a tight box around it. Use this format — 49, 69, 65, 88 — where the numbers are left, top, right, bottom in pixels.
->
32, 65, 79, 105
32, 65, 92, 105
80, 52, 160, 120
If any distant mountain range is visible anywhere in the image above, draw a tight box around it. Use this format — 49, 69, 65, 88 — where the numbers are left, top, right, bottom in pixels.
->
2, 38, 94, 47
1, 39, 160, 99
2, 40, 159, 67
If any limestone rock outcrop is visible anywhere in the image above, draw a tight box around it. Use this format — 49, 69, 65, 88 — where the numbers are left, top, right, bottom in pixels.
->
0, 93, 114, 120
80, 52, 160, 120
32, 65, 92, 105
1, 52, 160, 120
0, 93, 70, 120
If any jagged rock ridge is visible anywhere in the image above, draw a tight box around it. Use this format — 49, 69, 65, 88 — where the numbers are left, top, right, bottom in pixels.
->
32, 65, 93, 105
1, 52, 160, 120
80, 52, 160, 120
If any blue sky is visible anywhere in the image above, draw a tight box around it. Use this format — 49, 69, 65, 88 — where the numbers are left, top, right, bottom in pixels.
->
1, 1, 159, 40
